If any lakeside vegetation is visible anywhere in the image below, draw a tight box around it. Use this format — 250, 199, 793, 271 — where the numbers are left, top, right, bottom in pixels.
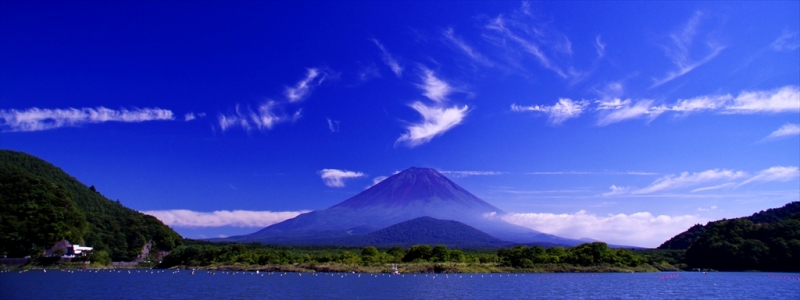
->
146, 240, 682, 273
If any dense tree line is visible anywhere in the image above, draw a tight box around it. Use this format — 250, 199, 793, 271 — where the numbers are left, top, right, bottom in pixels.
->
0, 163, 87, 256
157, 240, 682, 271
659, 202, 799, 250
659, 201, 799, 271
497, 242, 647, 268
0, 150, 182, 261
158, 242, 495, 268
685, 215, 800, 271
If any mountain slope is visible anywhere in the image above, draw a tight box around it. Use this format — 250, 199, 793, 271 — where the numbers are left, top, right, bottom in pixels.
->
230, 167, 583, 246
0, 150, 182, 261
658, 202, 800, 250
0, 163, 87, 257
353, 217, 509, 248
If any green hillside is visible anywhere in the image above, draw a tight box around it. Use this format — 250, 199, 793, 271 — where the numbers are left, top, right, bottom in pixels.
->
659, 202, 800, 271
658, 202, 800, 250
0, 150, 182, 261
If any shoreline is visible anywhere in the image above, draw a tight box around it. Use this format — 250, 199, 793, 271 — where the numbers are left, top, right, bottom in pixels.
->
5, 262, 678, 274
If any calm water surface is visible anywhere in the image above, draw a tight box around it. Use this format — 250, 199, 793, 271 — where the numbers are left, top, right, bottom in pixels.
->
1, 270, 798, 299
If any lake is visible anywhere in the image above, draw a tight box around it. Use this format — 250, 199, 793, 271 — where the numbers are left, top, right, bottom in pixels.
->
1, 270, 798, 299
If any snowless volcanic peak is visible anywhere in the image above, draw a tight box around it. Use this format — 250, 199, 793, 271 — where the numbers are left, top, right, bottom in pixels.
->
329, 167, 505, 214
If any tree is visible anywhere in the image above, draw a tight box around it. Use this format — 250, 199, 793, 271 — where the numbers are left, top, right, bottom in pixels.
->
403, 245, 433, 262
431, 245, 450, 262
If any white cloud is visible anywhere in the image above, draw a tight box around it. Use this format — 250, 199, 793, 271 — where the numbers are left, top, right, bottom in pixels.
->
519, 86, 798, 127
319, 169, 365, 188
652, 11, 726, 87
218, 102, 300, 132
771, 31, 800, 51
764, 123, 800, 140
485, 15, 567, 78
502, 210, 705, 247
396, 102, 469, 147
326, 118, 340, 133
366, 176, 389, 189
511, 98, 588, 125
285, 68, 326, 102
417, 68, 453, 103
439, 171, 507, 177
738, 166, 800, 187
723, 86, 800, 114
663, 95, 732, 113
443, 28, 492, 66
634, 169, 747, 194
594, 35, 606, 58
358, 63, 381, 82
141, 209, 309, 227
602, 185, 630, 197
372, 39, 403, 77
596, 99, 661, 126
697, 205, 718, 212
691, 182, 735, 193
0, 106, 174, 132
184, 112, 206, 121
595, 98, 629, 110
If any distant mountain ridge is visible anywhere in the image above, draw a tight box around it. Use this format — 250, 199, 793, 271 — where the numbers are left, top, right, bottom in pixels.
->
224, 167, 586, 247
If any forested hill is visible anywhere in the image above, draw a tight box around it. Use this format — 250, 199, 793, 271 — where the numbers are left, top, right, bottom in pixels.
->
658, 202, 800, 250
659, 202, 800, 271
0, 150, 182, 261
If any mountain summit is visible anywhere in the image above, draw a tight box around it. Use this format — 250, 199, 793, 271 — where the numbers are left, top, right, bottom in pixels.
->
231, 167, 581, 246
331, 167, 505, 216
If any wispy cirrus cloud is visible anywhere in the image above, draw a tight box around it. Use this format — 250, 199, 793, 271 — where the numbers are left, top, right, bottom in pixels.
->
763, 123, 800, 140
511, 98, 588, 125
319, 169, 365, 188
372, 39, 403, 77
0, 106, 174, 132
218, 102, 300, 132
502, 210, 705, 247
652, 11, 726, 88
397, 69, 469, 147
691, 182, 735, 193
526, 171, 659, 176
633, 169, 747, 194
722, 86, 800, 114
737, 166, 799, 187
184, 112, 206, 121
396, 102, 469, 147
481, 2, 585, 80
594, 35, 606, 58
485, 15, 567, 78
142, 209, 309, 227
771, 31, 800, 51
285, 68, 327, 103
596, 99, 662, 126
525, 85, 799, 126
604, 166, 799, 196
326, 118, 340, 133
417, 68, 454, 103
443, 28, 493, 66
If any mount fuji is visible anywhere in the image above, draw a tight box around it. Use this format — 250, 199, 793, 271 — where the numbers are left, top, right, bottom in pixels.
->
222, 167, 584, 247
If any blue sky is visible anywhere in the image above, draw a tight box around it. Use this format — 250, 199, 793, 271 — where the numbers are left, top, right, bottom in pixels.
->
2, 1, 798, 247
